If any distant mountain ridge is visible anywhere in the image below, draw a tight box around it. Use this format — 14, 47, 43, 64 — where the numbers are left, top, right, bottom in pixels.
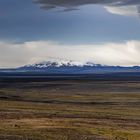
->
16, 60, 140, 74
0, 60, 140, 74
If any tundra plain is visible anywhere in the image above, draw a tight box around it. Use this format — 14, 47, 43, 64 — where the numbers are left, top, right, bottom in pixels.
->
0, 74, 140, 140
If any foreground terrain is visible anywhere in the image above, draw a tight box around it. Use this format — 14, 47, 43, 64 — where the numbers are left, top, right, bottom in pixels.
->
0, 74, 140, 140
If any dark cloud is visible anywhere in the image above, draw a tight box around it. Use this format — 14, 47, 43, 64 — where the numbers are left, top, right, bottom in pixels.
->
34, 0, 140, 8
33, 0, 140, 14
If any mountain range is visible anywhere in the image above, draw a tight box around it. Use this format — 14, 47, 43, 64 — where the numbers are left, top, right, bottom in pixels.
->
4, 60, 139, 74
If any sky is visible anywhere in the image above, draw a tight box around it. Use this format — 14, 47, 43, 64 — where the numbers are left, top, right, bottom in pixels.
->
0, 0, 140, 68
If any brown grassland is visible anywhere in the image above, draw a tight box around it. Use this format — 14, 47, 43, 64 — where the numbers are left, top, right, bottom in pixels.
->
0, 79, 140, 140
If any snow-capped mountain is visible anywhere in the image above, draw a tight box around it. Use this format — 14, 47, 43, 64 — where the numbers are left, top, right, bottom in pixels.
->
23, 60, 101, 68
16, 60, 140, 74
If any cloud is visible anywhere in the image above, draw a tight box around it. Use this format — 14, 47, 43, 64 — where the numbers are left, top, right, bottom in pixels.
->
0, 40, 140, 68
34, 0, 140, 8
34, 0, 140, 16
105, 5, 139, 17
